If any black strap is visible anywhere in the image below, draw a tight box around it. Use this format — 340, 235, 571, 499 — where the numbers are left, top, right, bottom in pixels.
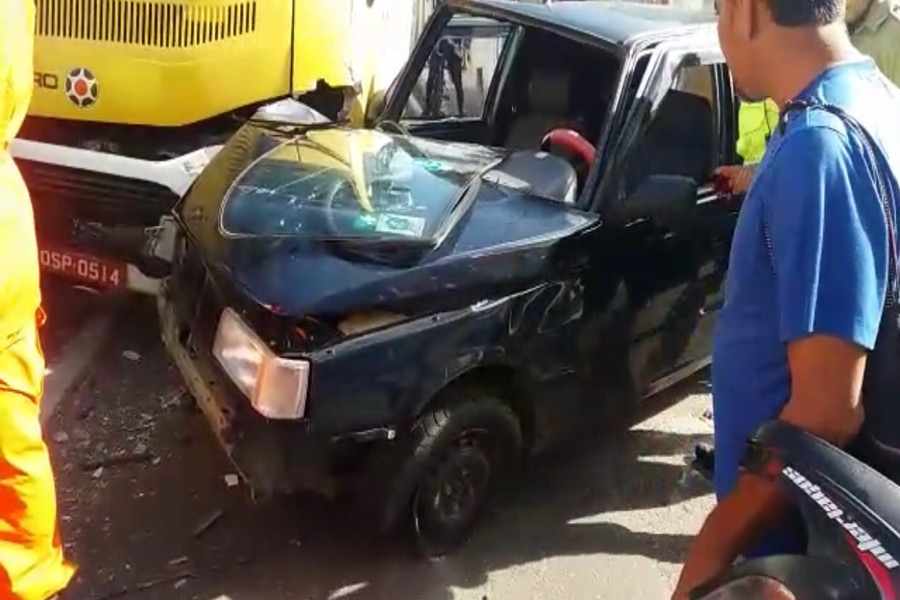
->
765, 100, 900, 472
763, 99, 900, 307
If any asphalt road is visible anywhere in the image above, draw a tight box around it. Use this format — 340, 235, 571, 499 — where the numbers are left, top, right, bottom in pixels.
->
39, 289, 716, 600
40, 277, 129, 428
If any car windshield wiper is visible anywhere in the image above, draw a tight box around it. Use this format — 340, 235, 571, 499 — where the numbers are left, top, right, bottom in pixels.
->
317, 234, 434, 247
425, 156, 506, 248
242, 117, 350, 135
445, 157, 505, 216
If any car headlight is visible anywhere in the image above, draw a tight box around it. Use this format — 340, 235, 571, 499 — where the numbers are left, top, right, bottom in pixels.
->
212, 308, 310, 420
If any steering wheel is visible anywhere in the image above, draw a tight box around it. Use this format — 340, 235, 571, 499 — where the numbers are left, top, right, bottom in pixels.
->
540, 128, 596, 182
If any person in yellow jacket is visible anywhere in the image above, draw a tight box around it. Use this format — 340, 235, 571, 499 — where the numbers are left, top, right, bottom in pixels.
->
1, 2, 76, 598
735, 98, 780, 165
718, 0, 900, 194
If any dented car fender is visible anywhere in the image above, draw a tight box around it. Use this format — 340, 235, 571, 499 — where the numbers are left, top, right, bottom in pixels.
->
304, 277, 584, 439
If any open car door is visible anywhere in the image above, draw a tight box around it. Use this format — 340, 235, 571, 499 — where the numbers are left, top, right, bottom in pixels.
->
376, 6, 519, 144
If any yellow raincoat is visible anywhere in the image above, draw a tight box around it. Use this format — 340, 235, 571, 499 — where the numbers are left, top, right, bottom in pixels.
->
1, 1, 75, 597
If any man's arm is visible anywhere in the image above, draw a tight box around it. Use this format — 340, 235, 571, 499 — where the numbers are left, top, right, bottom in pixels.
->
673, 338, 865, 598
673, 124, 886, 598
714, 164, 757, 194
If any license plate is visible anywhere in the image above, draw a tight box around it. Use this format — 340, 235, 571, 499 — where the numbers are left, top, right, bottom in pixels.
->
39, 246, 126, 288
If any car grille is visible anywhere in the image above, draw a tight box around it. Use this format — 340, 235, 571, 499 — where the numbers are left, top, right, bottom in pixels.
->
16, 159, 179, 237
35, 0, 258, 48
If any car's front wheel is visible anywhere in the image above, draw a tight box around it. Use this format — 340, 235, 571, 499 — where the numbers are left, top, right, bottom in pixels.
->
379, 386, 523, 559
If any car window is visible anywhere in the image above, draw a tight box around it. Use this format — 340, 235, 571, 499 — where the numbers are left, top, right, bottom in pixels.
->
620, 64, 718, 197
674, 65, 714, 104
402, 16, 513, 120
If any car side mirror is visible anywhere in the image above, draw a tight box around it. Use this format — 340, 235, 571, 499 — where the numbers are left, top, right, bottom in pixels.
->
365, 89, 388, 127
622, 174, 698, 229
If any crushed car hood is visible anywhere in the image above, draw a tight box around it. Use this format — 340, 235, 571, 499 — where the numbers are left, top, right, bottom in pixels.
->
177, 123, 595, 317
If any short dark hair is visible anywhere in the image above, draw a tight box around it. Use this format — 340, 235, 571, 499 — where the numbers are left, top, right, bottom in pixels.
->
767, 0, 844, 26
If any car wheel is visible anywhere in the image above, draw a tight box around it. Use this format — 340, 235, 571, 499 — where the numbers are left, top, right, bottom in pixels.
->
380, 387, 523, 559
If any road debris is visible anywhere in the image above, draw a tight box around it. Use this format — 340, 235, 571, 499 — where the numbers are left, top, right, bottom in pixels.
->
134, 571, 195, 593
87, 570, 196, 599
160, 391, 186, 410
81, 449, 155, 472
224, 474, 240, 488
92, 467, 104, 479
192, 508, 225, 538
122, 350, 141, 361
53, 431, 70, 443
168, 556, 189, 567
122, 422, 154, 433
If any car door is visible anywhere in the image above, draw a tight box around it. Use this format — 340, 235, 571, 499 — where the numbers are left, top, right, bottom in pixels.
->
668, 61, 741, 371
380, 6, 519, 144
584, 37, 732, 399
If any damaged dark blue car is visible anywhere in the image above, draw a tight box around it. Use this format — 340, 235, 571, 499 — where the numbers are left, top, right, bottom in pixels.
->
160, 0, 737, 557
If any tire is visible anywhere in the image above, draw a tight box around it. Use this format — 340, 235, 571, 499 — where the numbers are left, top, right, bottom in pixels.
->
375, 386, 523, 559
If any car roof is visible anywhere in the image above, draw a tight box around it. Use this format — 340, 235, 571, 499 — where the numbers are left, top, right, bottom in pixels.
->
453, 0, 717, 46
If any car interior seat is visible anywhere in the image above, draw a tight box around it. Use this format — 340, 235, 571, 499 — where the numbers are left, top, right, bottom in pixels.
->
623, 89, 714, 197
504, 69, 578, 150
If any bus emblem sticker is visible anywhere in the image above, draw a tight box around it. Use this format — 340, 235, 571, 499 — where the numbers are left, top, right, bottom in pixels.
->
65, 68, 99, 108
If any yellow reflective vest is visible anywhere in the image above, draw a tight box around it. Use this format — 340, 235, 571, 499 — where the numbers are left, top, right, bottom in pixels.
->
736, 99, 780, 165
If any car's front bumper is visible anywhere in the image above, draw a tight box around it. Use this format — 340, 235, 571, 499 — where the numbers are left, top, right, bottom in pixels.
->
158, 279, 349, 498
157, 269, 398, 499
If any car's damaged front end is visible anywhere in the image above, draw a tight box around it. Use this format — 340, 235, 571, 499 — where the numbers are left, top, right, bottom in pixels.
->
158, 118, 593, 499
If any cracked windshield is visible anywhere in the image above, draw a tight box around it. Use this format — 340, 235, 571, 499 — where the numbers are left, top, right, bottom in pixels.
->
220, 129, 502, 242
4, 0, 899, 599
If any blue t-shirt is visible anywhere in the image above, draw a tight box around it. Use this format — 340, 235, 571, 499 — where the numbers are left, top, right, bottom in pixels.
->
712, 59, 900, 556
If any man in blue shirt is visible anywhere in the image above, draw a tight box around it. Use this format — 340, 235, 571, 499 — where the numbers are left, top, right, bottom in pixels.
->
673, 0, 900, 597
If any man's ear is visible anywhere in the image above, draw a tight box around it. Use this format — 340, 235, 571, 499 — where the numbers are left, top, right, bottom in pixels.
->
747, 0, 772, 40
728, 0, 756, 42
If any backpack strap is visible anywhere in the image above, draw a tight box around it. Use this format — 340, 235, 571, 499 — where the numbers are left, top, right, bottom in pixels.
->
762, 98, 900, 307
763, 99, 900, 472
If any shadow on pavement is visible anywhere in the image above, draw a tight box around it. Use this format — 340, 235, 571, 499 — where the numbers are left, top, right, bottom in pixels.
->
39, 276, 111, 361
46, 299, 712, 600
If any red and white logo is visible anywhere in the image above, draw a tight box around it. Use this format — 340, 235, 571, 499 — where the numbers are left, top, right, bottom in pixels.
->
65, 68, 99, 108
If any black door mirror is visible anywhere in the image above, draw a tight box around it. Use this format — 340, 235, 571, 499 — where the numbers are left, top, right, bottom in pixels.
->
622, 174, 698, 229
365, 89, 388, 127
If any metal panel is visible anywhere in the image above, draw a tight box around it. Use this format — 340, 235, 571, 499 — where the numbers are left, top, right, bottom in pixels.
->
34, 0, 258, 47
16, 159, 179, 232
